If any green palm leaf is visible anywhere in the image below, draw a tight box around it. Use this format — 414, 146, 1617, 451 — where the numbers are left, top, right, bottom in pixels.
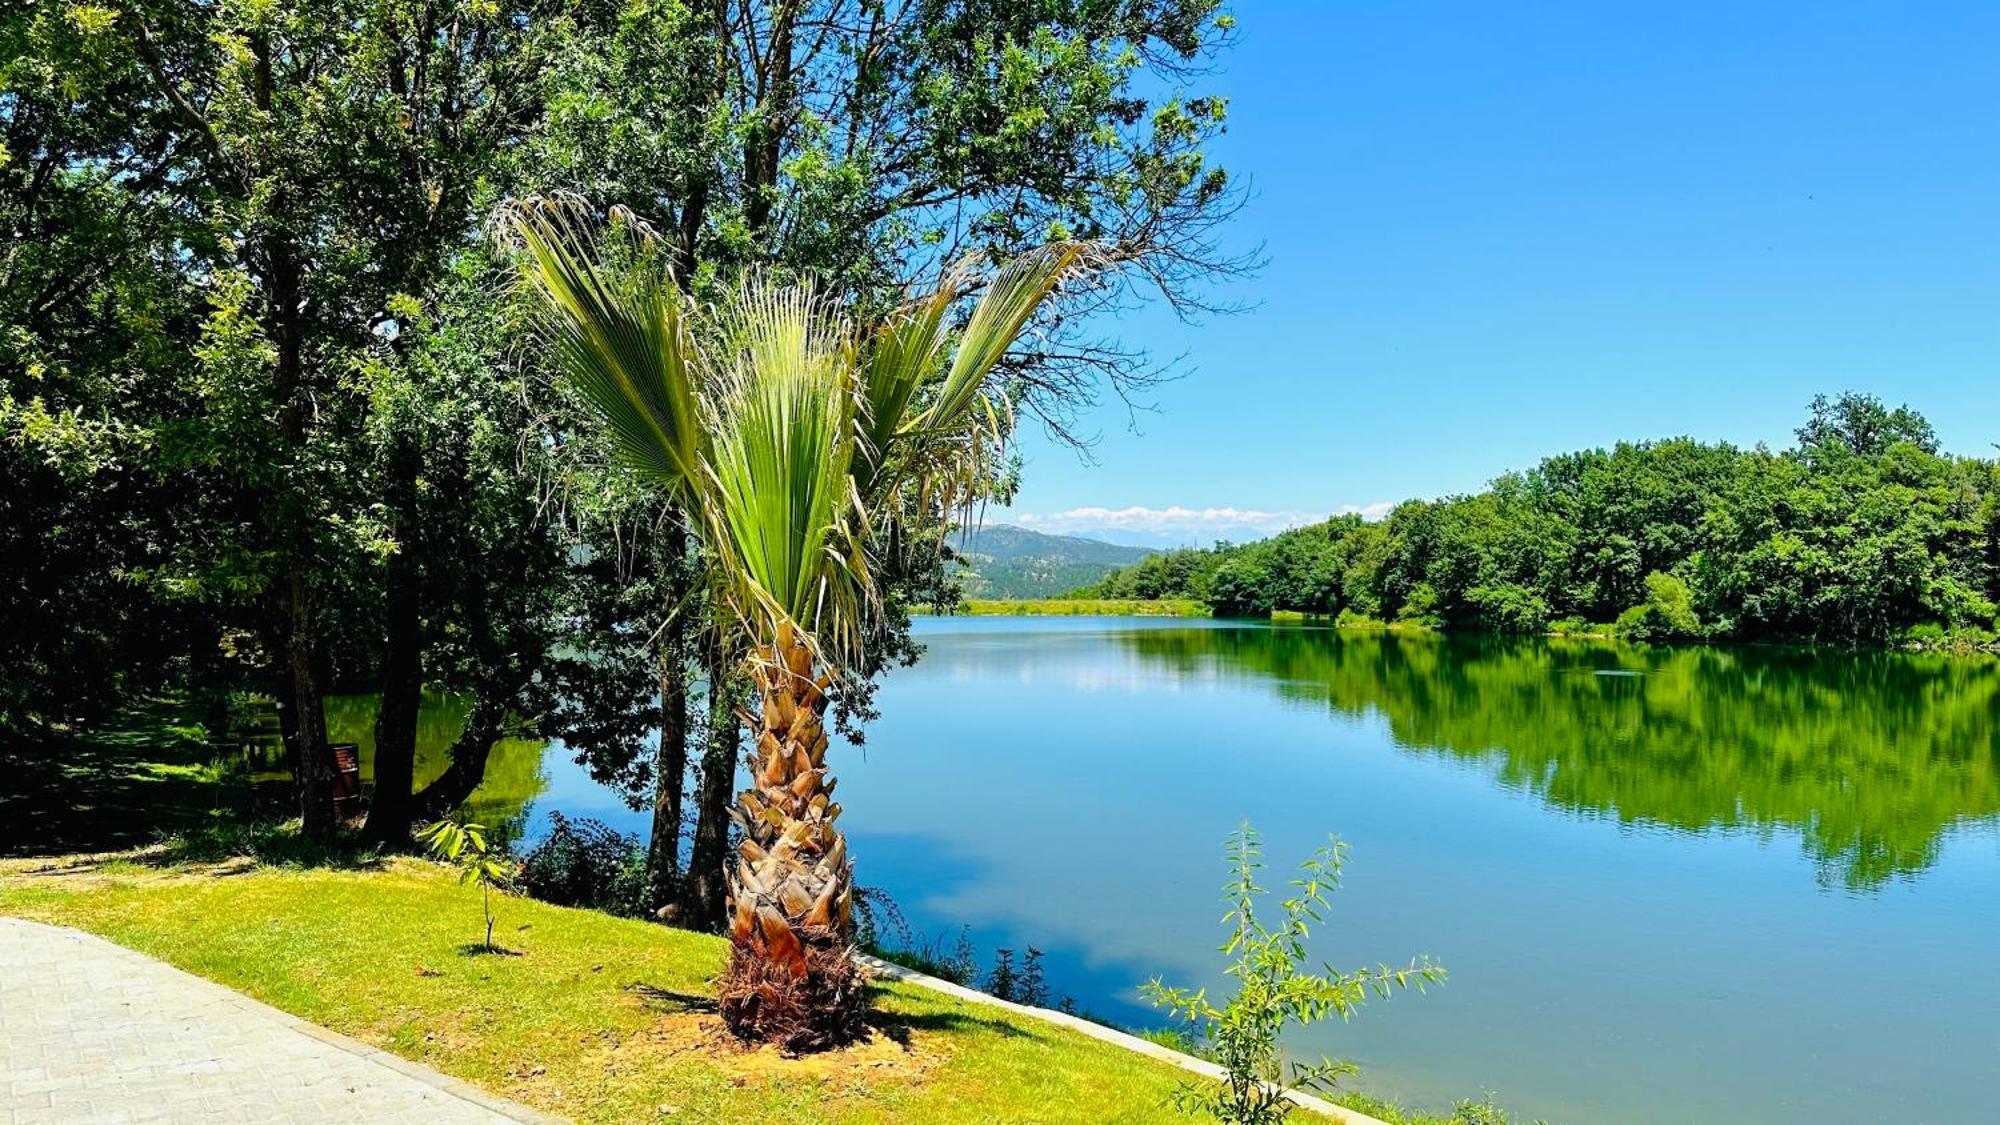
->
703, 282, 869, 656
502, 196, 1092, 670
502, 199, 706, 498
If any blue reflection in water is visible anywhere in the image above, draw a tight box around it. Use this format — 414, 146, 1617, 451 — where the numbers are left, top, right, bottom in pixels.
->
520, 617, 2000, 1123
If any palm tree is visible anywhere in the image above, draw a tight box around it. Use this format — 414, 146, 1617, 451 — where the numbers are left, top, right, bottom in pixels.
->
500, 198, 1087, 1049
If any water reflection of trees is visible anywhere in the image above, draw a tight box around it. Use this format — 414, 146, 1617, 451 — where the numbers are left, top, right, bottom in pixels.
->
248, 693, 547, 835
1121, 628, 2000, 889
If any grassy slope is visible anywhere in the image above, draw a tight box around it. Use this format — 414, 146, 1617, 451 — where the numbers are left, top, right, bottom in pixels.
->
0, 860, 1192, 1124
2, 707, 1510, 1125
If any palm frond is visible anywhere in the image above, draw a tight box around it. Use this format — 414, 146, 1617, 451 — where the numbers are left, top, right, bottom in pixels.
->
499, 197, 706, 498
855, 270, 963, 493
703, 282, 872, 664
918, 242, 1088, 435
501, 196, 1098, 674
857, 244, 1088, 552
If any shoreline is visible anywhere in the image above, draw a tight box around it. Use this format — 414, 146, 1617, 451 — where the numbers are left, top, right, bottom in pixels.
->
921, 601, 2000, 656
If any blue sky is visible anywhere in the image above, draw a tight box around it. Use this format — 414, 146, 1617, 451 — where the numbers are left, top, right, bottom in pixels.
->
1001, 1, 2000, 546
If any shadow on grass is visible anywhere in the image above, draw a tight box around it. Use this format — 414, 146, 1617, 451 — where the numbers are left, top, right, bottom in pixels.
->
145, 821, 390, 872
458, 943, 524, 958
1, 696, 406, 871
0, 697, 255, 857
867, 996, 1032, 1042
622, 979, 1033, 1049
628, 982, 719, 1012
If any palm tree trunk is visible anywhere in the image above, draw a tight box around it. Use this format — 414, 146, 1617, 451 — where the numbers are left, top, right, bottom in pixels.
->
716, 622, 866, 1050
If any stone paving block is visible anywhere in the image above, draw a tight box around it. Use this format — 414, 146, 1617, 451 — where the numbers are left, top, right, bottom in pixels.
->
0, 919, 558, 1124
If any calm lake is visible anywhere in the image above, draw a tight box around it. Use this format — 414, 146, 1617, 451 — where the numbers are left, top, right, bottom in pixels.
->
450, 617, 2000, 1122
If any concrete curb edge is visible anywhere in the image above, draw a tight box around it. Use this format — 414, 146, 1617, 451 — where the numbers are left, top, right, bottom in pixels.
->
857, 953, 1391, 1124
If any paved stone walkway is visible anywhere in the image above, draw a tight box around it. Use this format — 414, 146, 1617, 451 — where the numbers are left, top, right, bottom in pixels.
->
0, 918, 557, 1124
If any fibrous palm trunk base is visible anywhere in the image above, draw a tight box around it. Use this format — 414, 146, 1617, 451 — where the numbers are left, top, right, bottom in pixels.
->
716, 624, 868, 1052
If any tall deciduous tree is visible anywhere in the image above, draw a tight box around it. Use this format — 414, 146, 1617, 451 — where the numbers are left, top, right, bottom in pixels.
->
7, 0, 568, 836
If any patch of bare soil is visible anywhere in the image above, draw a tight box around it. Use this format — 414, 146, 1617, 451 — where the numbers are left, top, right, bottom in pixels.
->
618, 1007, 951, 1089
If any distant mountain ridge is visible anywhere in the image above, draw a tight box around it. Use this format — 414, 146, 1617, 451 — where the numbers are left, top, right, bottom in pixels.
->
950, 524, 1157, 599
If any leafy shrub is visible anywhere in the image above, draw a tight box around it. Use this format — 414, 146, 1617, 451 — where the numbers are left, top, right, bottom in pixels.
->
1614, 572, 1703, 642
1545, 616, 1612, 637
1137, 1025, 1212, 1058
1144, 824, 1444, 1124
1396, 583, 1443, 628
987, 948, 1018, 1000
516, 812, 649, 918
1901, 621, 1948, 646
866, 925, 980, 984
864, 916, 1058, 1009
1018, 947, 1047, 1007
984, 947, 1049, 1006
853, 883, 912, 951
1465, 582, 1549, 634
1898, 620, 1998, 651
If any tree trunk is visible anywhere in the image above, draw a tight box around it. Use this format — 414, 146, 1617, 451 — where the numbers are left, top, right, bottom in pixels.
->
289, 568, 337, 840
246, 34, 335, 842
274, 640, 301, 781
412, 696, 505, 821
362, 489, 422, 845
685, 632, 740, 932
646, 640, 691, 917
742, 2, 795, 240
715, 623, 865, 1050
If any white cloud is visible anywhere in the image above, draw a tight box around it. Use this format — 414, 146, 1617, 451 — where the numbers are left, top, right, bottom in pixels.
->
1016, 505, 1309, 533
1345, 500, 1398, 521
1005, 502, 1394, 547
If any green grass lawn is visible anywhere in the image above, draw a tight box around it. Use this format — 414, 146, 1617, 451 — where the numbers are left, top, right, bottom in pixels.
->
0, 855, 1512, 1125
0, 707, 1515, 1125
0, 858, 1198, 1123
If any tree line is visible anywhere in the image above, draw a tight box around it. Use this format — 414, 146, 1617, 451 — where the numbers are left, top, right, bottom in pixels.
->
2, 0, 1243, 939
1078, 393, 2000, 647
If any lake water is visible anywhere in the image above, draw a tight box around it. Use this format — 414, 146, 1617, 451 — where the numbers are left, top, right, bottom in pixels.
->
490, 617, 2000, 1122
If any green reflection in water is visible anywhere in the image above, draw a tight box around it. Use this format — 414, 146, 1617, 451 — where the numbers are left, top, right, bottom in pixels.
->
245, 692, 548, 834
1120, 628, 2000, 890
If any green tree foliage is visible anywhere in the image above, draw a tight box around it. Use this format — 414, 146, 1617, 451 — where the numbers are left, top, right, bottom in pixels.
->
4, 0, 1244, 865
2, 0, 583, 839
524, 0, 1248, 436
1615, 572, 1702, 641
1080, 394, 2000, 647
1143, 824, 1442, 1123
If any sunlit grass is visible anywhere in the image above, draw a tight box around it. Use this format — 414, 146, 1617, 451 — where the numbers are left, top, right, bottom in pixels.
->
1, 711, 1517, 1124
0, 860, 1199, 1123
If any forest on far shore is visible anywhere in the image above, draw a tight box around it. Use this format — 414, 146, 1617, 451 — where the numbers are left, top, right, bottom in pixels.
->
1075, 393, 2000, 648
